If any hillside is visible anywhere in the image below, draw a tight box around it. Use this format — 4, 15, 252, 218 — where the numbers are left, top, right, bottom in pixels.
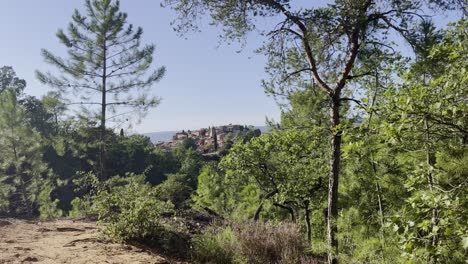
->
144, 126, 269, 143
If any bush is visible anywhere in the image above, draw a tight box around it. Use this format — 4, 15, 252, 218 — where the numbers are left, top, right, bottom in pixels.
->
38, 183, 63, 219
192, 226, 241, 264
68, 197, 93, 218
91, 175, 175, 243
78, 173, 191, 258
155, 173, 193, 209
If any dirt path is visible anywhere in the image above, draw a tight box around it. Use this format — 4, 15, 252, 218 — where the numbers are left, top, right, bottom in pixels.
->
0, 219, 184, 264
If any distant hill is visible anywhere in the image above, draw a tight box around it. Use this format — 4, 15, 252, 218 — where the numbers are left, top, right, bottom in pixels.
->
144, 126, 269, 143
144, 130, 178, 143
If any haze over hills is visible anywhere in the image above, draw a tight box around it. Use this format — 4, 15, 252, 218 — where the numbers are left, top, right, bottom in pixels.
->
144, 125, 270, 143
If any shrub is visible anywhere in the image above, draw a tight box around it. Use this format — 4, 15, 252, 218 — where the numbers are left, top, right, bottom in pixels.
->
68, 197, 93, 218
37, 183, 63, 219
192, 226, 241, 264
91, 174, 175, 243
155, 173, 193, 209
82, 174, 191, 258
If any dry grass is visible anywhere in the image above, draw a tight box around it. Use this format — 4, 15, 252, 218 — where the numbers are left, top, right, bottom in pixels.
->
192, 221, 322, 264
234, 221, 319, 264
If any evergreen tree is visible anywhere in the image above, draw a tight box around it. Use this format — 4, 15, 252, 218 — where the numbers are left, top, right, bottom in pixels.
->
37, 0, 166, 180
213, 128, 218, 151
0, 89, 53, 217
0, 66, 26, 96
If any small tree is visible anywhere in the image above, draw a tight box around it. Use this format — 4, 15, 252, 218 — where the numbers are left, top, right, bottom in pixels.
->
37, 0, 165, 179
221, 129, 328, 242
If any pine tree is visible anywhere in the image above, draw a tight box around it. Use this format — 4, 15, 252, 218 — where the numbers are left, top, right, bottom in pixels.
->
37, 0, 165, 180
0, 66, 26, 96
0, 89, 50, 217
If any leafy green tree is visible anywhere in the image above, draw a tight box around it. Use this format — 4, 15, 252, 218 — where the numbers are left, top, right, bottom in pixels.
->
221, 129, 328, 242
37, 0, 166, 180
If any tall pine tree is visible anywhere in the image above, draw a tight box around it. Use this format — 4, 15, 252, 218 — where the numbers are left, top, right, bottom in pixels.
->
37, 0, 165, 180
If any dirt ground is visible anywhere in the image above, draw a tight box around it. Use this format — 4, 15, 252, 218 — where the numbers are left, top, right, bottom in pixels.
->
0, 219, 186, 264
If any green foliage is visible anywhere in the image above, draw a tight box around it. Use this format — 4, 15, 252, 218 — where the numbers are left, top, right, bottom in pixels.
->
0, 2, 466, 263
79, 173, 193, 258
221, 129, 328, 217
155, 173, 193, 209
106, 134, 155, 177
38, 183, 63, 219
91, 174, 175, 242
0, 66, 26, 96
0, 89, 57, 217
69, 197, 92, 218
37, 0, 165, 123
192, 226, 241, 264
379, 20, 468, 263
193, 163, 230, 213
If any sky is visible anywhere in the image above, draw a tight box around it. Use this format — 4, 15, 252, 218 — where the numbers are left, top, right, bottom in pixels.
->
0, 1, 459, 133
0, 0, 286, 133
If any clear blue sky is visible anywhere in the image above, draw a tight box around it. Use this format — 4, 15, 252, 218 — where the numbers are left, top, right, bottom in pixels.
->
0, 0, 285, 133
0, 1, 458, 133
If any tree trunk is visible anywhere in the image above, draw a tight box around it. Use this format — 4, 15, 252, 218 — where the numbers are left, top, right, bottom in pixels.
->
253, 190, 277, 221
327, 98, 341, 264
253, 203, 264, 221
99, 42, 107, 181
273, 203, 296, 222
304, 202, 312, 244
375, 182, 386, 260
369, 150, 386, 259
424, 117, 438, 264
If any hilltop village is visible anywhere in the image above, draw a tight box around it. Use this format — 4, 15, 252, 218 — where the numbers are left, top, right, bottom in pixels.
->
155, 124, 262, 153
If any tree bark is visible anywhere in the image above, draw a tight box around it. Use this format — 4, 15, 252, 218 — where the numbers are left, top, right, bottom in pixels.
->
424, 117, 438, 264
253, 190, 277, 221
253, 203, 264, 221
273, 202, 296, 222
327, 98, 341, 264
304, 202, 312, 244
99, 38, 107, 181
